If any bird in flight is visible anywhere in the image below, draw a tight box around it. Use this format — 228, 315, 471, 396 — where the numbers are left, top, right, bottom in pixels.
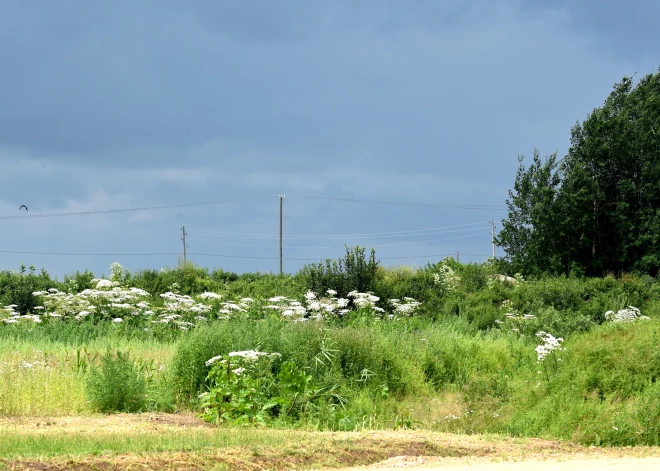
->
19, 205, 28, 211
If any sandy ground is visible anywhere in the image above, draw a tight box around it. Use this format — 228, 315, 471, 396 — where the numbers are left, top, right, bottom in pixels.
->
340, 455, 660, 470
3, 414, 660, 470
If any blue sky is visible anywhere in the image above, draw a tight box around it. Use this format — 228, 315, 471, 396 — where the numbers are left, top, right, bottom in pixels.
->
1, 0, 658, 278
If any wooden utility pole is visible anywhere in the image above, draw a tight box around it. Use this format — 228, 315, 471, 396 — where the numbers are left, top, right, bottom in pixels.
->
456, 251, 460, 263
278, 195, 286, 275
181, 226, 187, 266
490, 220, 496, 258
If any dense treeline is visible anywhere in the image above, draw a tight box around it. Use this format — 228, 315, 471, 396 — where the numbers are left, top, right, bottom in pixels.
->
497, 68, 660, 277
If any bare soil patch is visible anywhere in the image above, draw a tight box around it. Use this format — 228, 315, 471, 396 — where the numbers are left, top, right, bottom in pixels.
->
2, 414, 660, 470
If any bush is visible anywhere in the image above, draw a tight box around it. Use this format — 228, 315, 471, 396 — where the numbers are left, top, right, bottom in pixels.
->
301, 245, 379, 300
0, 264, 59, 315
86, 350, 147, 413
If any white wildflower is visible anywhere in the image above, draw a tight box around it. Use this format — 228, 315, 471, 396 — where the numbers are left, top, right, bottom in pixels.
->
205, 355, 223, 366
605, 306, 649, 323
95, 279, 115, 289
535, 331, 564, 362
228, 350, 279, 362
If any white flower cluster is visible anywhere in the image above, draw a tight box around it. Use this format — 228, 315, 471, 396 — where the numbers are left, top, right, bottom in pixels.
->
487, 274, 523, 289
433, 264, 460, 292
263, 290, 405, 321
389, 298, 421, 317
264, 290, 353, 321
497, 300, 536, 324
229, 350, 281, 361
347, 291, 383, 311
109, 261, 124, 280
0, 278, 249, 330
605, 306, 650, 323
264, 295, 309, 320
535, 331, 564, 362
153, 292, 251, 327
205, 350, 281, 370
0, 304, 44, 324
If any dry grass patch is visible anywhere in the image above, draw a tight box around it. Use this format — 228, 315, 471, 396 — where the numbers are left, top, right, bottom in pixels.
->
4, 414, 660, 470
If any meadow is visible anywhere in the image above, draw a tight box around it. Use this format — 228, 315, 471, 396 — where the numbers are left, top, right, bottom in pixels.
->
2, 250, 660, 467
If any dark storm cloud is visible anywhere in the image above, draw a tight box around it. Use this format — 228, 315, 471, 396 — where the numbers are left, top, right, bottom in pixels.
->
518, 0, 660, 62
0, 0, 657, 277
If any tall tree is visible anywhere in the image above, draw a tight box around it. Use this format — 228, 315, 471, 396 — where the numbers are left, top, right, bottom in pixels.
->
498, 68, 660, 276
561, 70, 660, 275
496, 150, 563, 275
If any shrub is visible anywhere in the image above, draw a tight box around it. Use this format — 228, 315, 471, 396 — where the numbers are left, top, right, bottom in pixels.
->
0, 264, 59, 315
301, 245, 379, 300
85, 350, 147, 413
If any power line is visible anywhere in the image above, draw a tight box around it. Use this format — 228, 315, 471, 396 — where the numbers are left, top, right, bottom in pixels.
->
185, 239, 341, 249
370, 232, 490, 247
0, 249, 492, 262
288, 195, 507, 210
0, 195, 507, 222
186, 221, 493, 240
0, 196, 270, 220
379, 253, 491, 260
0, 249, 318, 261
0, 250, 182, 256
186, 229, 490, 249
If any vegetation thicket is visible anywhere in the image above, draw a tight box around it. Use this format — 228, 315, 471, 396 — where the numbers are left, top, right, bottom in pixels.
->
2, 68, 660, 448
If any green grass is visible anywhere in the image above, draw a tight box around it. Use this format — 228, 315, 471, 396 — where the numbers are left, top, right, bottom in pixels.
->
0, 335, 176, 416
4, 263, 660, 447
0, 427, 299, 459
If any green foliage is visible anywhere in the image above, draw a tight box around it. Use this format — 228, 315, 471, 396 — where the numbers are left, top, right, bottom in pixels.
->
503, 320, 660, 445
85, 350, 147, 413
199, 353, 330, 425
0, 264, 59, 315
498, 69, 660, 277
199, 353, 281, 425
496, 150, 564, 276
62, 270, 95, 294
301, 245, 379, 299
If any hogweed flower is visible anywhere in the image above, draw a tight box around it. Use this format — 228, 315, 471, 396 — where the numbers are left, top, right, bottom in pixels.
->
535, 331, 564, 362
434, 263, 460, 292
228, 350, 281, 362
205, 355, 223, 366
535, 331, 565, 381
605, 306, 649, 323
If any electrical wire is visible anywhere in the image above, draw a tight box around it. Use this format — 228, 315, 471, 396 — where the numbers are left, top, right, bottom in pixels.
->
288, 195, 507, 210
184, 239, 341, 249
186, 221, 493, 240
370, 232, 490, 247
186, 229, 490, 249
0, 249, 493, 261
0, 249, 316, 261
0, 196, 270, 220
379, 253, 491, 260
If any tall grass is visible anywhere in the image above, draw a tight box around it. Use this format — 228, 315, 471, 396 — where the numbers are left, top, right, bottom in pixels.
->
3, 260, 660, 445
0, 334, 176, 416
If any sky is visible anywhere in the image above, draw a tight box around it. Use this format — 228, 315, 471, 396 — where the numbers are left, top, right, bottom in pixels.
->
0, 0, 658, 279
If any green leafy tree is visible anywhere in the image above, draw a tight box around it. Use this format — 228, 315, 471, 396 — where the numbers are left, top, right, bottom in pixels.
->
558, 71, 660, 275
498, 68, 660, 276
496, 150, 564, 275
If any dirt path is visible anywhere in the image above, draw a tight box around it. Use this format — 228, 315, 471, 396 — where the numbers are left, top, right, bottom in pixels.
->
340, 455, 660, 470
2, 414, 660, 470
